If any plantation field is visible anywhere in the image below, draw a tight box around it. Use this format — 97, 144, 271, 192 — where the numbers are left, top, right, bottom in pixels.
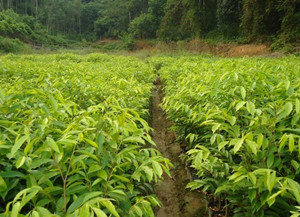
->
0, 54, 300, 217
0, 54, 171, 217
149, 56, 300, 217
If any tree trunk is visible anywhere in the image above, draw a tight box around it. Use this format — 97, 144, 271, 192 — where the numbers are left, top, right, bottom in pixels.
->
129, 11, 131, 23
25, 0, 27, 14
35, 0, 38, 20
78, 13, 81, 35
30, 0, 33, 16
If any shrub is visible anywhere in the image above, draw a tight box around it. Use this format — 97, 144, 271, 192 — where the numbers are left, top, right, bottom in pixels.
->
129, 13, 156, 39
0, 37, 26, 53
119, 32, 135, 50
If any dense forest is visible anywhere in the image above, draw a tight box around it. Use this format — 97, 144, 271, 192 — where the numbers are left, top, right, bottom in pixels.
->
0, 0, 299, 48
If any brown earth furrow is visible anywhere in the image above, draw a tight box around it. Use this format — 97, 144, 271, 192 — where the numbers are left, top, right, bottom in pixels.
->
152, 77, 207, 217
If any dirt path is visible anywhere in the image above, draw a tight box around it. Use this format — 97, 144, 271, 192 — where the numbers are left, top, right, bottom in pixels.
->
151, 78, 207, 217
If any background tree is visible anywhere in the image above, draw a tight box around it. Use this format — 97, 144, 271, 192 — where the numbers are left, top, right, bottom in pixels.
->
216, 0, 242, 38
0, 0, 298, 45
158, 0, 217, 41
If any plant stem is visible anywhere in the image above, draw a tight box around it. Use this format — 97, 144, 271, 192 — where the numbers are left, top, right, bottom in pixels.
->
103, 163, 116, 197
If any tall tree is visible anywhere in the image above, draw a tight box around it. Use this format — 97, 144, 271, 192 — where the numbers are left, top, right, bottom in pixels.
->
35, 0, 37, 19
158, 0, 217, 41
216, 0, 242, 37
242, 0, 282, 41
0, 0, 298, 44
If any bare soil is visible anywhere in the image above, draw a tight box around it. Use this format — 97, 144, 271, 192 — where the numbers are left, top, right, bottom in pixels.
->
151, 78, 207, 217
180, 39, 272, 57
224, 44, 270, 57
97, 38, 286, 58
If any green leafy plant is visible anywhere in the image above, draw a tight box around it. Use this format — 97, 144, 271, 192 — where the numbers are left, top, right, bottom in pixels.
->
151, 55, 300, 216
0, 54, 171, 216
119, 33, 136, 50
0, 37, 27, 53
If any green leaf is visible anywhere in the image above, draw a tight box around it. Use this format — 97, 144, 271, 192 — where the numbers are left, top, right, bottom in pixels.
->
143, 166, 154, 182
248, 190, 256, 203
212, 123, 221, 133
246, 139, 257, 155
236, 101, 246, 111
267, 154, 274, 168
132, 205, 143, 216
0, 171, 25, 178
240, 86, 246, 100
289, 135, 295, 153
24, 138, 37, 155
88, 165, 102, 174
292, 160, 300, 171
0, 176, 7, 192
98, 170, 108, 181
66, 185, 87, 196
80, 204, 90, 217
278, 102, 293, 119
299, 137, 300, 156
296, 99, 300, 114
92, 207, 107, 217
285, 102, 293, 115
30, 159, 53, 169
46, 137, 60, 153
0, 88, 5, 102
111, 175, 130, 183
227, 116, 236, 126
288, 179, 300, 203
257, 134, 264, 148
123, 136, 145, 144
248, 173, 257, 185
132, 171, 141, 182
215, 184, 230, 194
108, 190, 126, 201
11, 201, 21, 217
292, 114, 300, 126
36, 207, 54, 216
234, 175, 247, 183
99, 200, 120, 217
84, 138, 98, 148
187, 133, 196, 144
279, 134, 288, 152
266, 190, 285, 207
16, 156, 26, 169
266, 171, 276, 192
233, 138, 244, 154
229, 171, 243, 181
11, 135, 30, 156
246, 102, 256, 115
218, 141, 229, 150
210, 134, 217, 144
49, 95, 58, 110
67, 192, 102, 213
97, 131, 104, 155
32, 210, 40, 217
147, 196, 161, 207
152, 161, 163, 177
20, 188, 41, 210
